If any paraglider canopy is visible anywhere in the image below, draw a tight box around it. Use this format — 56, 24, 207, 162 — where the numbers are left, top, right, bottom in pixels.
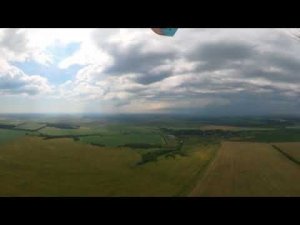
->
151, 28, 178, 37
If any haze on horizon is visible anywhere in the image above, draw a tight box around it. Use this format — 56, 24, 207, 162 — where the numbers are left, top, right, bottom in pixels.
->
1, 28, 300, 116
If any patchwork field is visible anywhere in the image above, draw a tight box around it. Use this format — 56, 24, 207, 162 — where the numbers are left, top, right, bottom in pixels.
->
200, 125, 240, 130
38, 126, 104, 136
190, 142, 300, 196
0, 136, 217, 196
200, 125, 275, 131
15, 122, 46, 131
0, 120, 23, 126
1, 115, 300, 196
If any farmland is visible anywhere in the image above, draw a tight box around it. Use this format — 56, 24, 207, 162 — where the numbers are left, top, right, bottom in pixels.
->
15, 122, 46, 131
0, 136, 217, 196
190, 142, 300, 196
80, 133, 163, 147
272, 143, 300, 164
0, 129, 26, 145
0, 114, 300, 196
199, 125, 275, 131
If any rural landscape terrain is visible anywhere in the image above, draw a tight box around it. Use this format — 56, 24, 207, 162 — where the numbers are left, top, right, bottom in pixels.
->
0, 113, 299, 196
2, 29, 300, 197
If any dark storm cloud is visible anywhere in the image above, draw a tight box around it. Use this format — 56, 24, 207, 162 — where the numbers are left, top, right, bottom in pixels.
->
182, 39, 300, 87
188, 41, 255, 72
100, 41, 176, 84
103, 40, 257, 85
158, 88, 300, 116
206, 91, 300, 116
190, 41, 254, 61
133, 73, 172, 85
104, 46, 175, 75
266, 53, 300, 73
88, 29, 300, 115
242, 68, 296, 83
234, 51, 300, 84
186, 40, 299, 84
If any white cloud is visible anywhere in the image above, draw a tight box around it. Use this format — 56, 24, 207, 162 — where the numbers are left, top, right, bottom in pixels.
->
58, 29, 120, 69
0, 59, 52, 96
1, 28, 300, 114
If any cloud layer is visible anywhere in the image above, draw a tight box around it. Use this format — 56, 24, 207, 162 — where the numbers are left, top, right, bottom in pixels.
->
1, 28, 300, 114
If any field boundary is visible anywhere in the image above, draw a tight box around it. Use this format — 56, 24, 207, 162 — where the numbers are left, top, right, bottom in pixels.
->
271, 144, 300, 165
177, 143, 220, 196
187, 144, 222, 196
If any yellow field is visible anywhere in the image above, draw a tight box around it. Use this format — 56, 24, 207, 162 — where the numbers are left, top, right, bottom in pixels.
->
199, 125, 274, 131
274, 142, 300, 162
200, 125, 240, 130
0, 136, 217, 196
190, 142, 300, 196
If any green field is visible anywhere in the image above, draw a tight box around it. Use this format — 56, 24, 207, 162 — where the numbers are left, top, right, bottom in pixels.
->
80, 133, 163, 147
105, 124, 158, 134
1, 115, 300, 196
0, 129, 26, 145
199, 125, 275, 131
0, 120, 23, 126
15, 122, 46, 131
38, 126, 105, 136
0, 136, 217, 196
36, 123, 164, 148
246, 129, 300, 142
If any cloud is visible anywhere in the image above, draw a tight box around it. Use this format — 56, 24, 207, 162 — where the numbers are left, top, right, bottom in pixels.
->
0, 29, 29, 62
65, 28, 300, 114
103, 42, 176, 75
190, 41, 255, 62
1, 28, 300, 115
0, 29, 28, 53
0, 28, 52, 65
0, 59, 52, 96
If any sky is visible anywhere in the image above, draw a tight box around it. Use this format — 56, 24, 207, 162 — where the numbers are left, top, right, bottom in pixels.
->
0, 28, 300, 115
